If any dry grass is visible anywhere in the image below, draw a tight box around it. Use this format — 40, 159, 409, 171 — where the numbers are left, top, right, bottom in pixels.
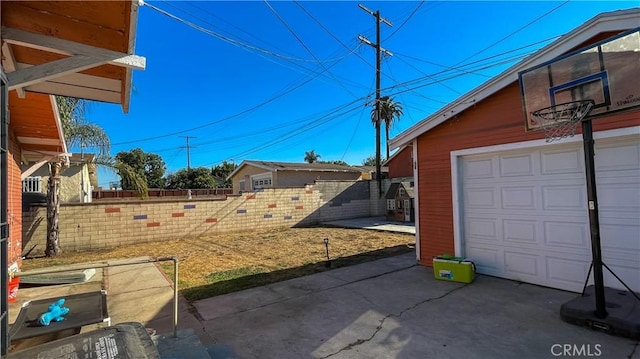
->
21, 227, 414, 301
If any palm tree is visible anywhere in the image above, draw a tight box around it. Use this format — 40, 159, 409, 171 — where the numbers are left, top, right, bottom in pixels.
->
371, 96, 403, 159
45, 97, 147, 256
304, 150, 321, 163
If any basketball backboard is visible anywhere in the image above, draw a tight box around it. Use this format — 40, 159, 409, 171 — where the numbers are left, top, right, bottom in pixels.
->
519, 28, 640, 131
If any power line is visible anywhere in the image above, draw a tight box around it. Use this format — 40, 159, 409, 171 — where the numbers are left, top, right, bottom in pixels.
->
114, 27, 556, 151
111, 49, 360, 147
198, 100, 364, 167
383, 1, 425, 41
453, 0, 570, 66
264, 0, 359, 98
385, 53, 529, 98
146, 0, 366, 90
143, 0, 352, 64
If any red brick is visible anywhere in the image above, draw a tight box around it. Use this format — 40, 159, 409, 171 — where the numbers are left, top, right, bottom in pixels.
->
246, 194, 256, 200
206, 218, 218, 223
105, 207, 120, 213
268, 204, 277, 208
295, 205, 304, 210
306, 190, 313, 194
147, 222, 161, 227
172, 212, 185, 217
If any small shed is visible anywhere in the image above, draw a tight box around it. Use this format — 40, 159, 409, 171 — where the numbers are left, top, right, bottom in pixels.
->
384, 181, 414, 223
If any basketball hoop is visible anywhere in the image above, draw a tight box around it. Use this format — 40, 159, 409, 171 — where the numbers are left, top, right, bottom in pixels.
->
531, 100, 595, 142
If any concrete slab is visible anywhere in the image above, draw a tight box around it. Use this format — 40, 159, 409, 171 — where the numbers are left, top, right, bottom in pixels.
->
198, 258, 640, 359
323, 253, 416, 284
153, 329, 213, 359
11, 254, 639, 359
322, 216, 415, 234
8, 257, 215, 358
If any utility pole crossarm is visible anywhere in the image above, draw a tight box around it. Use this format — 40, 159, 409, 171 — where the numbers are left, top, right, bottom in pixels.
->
357, 4, 393, 27
357, 35, 393, 56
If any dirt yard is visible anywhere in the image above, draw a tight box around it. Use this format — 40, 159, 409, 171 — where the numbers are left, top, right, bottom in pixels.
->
21, 227, 415, 301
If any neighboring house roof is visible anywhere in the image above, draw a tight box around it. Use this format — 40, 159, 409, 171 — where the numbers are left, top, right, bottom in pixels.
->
385, 182, 415, 199
68, 153, 96, 164
227, 160, 363, 180
389, 8, 640, 149
352, 165, 388, 173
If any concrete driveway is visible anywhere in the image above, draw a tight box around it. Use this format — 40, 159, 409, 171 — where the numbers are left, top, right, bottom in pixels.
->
195, 253, 639, 359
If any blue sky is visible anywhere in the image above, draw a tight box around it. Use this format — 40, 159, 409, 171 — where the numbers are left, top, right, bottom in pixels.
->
87, 1, 638, 188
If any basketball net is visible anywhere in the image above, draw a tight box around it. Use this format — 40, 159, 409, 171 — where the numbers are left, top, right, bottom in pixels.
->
531, 100, 595, 142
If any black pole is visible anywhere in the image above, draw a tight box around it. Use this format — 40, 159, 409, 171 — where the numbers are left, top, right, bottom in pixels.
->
1, 71, 9, 356
375, 10, 382, 195
581, 120, 607, 319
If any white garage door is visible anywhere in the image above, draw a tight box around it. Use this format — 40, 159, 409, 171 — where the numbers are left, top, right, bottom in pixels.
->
461, 136, 640, 293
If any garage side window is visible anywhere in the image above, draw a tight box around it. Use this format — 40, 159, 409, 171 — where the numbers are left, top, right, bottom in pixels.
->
251, 172, 273, 190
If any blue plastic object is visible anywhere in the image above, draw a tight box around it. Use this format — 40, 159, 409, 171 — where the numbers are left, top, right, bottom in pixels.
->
38, 298, 70, 326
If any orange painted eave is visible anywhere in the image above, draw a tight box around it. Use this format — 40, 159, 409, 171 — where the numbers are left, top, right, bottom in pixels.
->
9, 91, 65, 157
1, 0, 138, 112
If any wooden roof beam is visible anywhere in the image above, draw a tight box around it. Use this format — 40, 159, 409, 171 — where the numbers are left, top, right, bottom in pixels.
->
1, 42, 25, 98
2, 27, 145, 70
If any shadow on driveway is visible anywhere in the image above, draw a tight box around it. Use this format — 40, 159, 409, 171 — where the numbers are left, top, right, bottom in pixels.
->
194, 253, 639, 359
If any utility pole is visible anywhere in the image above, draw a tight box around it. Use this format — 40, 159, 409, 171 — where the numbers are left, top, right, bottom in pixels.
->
179, 136, 196, 170
358, 4, 392, 195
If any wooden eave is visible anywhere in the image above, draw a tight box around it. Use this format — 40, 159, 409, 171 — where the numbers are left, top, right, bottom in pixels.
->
1, 0, 145, 113
9, 91, 68, 166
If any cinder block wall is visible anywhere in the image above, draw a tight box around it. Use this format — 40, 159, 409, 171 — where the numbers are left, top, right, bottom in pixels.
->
22, 181, 384, 255
314, 180, 371, 221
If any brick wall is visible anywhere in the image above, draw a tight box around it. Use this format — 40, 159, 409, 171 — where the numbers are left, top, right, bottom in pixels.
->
22, 180, 388, 255
8, 134, 22, 267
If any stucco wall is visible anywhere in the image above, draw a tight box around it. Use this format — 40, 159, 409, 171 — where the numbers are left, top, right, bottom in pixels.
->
22, 180, 389, 256
231, 165, 272, 194
27, 163, 91, 203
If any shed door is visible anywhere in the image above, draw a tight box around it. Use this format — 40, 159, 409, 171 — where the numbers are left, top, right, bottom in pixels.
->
461, 136, 640, 292
404, 199, 411, 222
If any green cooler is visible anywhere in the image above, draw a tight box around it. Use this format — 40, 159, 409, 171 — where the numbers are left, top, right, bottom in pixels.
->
433, 255, 476, 284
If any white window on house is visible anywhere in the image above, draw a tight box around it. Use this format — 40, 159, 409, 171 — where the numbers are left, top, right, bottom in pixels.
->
387, 199, 395, 210
399, 187, 405, 197
251, 172, 273, 190
22, 176, 42, 193
239, 180, 246, 192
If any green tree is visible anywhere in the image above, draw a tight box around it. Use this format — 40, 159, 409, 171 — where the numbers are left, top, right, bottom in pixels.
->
361, 155, 377, 166
371, 96, 403, 159
165, 167, 216, 189
46, 97, 147, 257
116, 148, 166, 189
304, 150, 321, 163
211, 160, 237, 187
